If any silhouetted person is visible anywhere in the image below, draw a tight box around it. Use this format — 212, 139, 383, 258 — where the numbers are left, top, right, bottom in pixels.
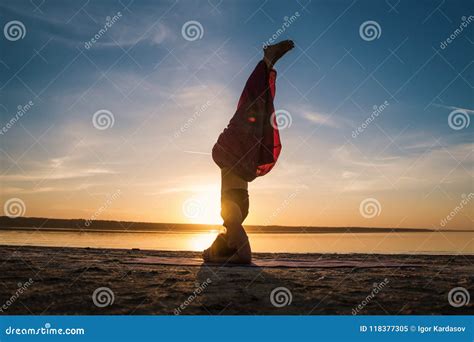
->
204, 40, 294, 264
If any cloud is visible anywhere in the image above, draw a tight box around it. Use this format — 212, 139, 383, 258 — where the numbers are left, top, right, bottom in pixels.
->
301, 110, 341, 128
0, 3, 174, 49
433, 103, 474, 115
0, 168, 116, 182
86, 22, 174, 49
330, 140, 473, 193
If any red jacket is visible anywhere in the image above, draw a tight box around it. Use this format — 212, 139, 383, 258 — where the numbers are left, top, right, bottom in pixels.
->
212, 61, 281, 182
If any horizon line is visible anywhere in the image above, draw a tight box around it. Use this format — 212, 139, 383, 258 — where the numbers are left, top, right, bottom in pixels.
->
0, 216, 471, 232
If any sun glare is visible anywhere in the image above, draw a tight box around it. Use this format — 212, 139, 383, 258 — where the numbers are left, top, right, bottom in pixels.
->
188, 231, 220, 251
182, 185, 222, 225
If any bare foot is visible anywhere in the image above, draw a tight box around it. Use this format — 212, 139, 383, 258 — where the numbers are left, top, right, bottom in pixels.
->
264, 40, 295, 68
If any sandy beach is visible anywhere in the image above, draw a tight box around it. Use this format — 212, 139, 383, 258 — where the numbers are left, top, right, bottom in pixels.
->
0, 245, 472, 315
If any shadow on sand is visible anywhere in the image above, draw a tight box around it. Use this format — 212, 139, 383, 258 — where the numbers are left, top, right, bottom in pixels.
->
194, 263, 300, 315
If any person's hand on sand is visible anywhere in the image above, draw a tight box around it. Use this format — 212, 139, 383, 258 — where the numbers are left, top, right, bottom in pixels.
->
202, 233, 251, 264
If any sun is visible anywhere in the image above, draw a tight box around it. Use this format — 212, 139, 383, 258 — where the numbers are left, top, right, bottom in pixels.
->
182, 184, 222, 225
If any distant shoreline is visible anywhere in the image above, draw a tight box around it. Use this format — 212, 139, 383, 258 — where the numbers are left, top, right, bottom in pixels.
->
0, 216, 470, 234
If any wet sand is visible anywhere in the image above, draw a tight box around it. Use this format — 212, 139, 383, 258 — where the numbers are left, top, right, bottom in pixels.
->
0, 245, 472, 315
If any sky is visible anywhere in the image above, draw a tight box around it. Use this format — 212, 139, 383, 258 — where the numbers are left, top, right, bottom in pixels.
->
0, 0, 473, 230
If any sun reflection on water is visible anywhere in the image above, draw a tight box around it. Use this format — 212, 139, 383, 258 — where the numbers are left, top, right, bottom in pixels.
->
188, 230, 220, 251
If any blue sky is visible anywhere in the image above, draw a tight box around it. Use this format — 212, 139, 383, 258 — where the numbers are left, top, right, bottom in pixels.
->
0, 0, 473, 229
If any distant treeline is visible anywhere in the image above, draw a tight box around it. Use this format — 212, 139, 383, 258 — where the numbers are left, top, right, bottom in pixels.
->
0, 216, 447, 234
0, 216, 210, 232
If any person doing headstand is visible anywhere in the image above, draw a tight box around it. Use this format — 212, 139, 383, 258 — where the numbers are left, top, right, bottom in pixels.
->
204, 40, 294, 264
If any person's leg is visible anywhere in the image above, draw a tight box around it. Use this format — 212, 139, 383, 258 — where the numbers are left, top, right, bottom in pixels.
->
234, 40, 294, 126
212, 40, 294, 182
233, 40, 294, 176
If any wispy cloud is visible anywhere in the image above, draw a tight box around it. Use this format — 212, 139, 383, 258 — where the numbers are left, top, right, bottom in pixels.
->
301, 110, 341, 128
0, 168, 116, 182
0, 3, 174, 49
433, 103, 474, 115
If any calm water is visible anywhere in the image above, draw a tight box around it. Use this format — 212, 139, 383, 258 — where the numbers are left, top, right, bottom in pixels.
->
0, 229, 472, 254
